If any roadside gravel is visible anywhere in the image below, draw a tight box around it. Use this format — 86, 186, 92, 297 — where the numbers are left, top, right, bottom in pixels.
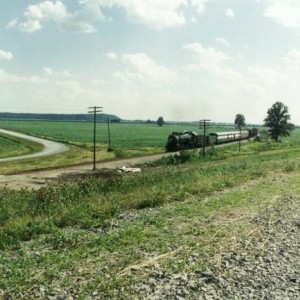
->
124, 195, 300, 299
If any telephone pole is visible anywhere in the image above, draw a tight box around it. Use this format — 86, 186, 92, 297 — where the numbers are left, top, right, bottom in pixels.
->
199, 119, 211, 157
88, 106, 103, 170
107, 116, 113, 152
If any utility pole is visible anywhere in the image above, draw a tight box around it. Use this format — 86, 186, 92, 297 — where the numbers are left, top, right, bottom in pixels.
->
88, 106, 103, 170
107, 116, 113, 152
239, 125, 241, 153
199, 119, 211, 157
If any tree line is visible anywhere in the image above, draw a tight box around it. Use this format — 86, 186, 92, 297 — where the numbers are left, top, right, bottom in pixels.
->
0, 112, 121, 122
235, 101, 295, 142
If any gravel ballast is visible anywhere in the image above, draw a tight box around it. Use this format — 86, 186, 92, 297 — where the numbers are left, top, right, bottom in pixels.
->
125, 195, 300, 300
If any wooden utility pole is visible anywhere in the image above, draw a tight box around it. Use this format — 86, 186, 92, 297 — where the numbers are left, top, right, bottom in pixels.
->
239, 126, 241, 152
107, 117, 113, 152
199, 119, 211, 157
88, 106, 103, 170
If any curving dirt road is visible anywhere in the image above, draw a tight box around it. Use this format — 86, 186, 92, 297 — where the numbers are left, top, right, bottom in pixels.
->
0, 130, 246, 190
0, 128, 172, 190
0, 129, 69, 162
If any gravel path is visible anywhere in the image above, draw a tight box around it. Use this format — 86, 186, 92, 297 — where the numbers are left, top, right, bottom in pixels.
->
124, 195, 300, 300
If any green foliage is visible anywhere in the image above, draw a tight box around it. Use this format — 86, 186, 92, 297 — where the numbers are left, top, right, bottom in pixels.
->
234, 113, 246, 128
264, 101, 295, 142
259, 130, 270, 141
157, 116, 164, 127
113, 148, 129, 158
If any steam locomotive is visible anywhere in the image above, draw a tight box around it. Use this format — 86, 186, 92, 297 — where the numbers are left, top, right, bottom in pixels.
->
166, 128, 258, 152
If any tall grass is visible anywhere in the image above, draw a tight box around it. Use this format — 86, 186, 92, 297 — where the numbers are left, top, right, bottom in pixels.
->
2, 148, 294, 250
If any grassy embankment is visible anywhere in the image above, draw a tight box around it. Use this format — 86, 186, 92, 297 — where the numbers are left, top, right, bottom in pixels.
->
0, 134, 300, 298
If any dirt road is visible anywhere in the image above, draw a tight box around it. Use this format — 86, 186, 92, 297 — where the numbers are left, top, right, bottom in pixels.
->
0, 129, 69, 162
0, 153, 170, 190
0, 128, 173, 190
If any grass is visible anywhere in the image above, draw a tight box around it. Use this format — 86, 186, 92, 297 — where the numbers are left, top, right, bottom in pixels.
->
1, 122, 300, 297
0, 143, 116, 174
1, 140, 300, 297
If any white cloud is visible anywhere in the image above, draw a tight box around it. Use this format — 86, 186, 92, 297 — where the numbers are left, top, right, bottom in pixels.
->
18, 1, 67, 32
282, 49, 300, 84
122, 0, 205, 28
190, 0, 206, 13
106, 52, 118, 60
0, 69, 45, 84
43, 67, 54, 76
264, 0, 300, 28
9, 0, 105, 33
60, 1, 106, 33
225, 8, 235, 18
121, 53, 177, 82
62, 70, 72, 77
57, 79, 102, 100
6, 19, 18, 29
0, 50, 13, 60
43, 67, 72, 78
99, 0, 188, 29
9, 0, 207, 32
182, 43, 231, 74
215, 37, 231, 48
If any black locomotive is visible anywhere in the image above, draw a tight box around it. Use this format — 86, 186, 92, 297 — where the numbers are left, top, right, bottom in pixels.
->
166, 128, 258, 152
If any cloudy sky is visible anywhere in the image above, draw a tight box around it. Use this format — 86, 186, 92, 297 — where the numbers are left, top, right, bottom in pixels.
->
1, 0, 300, 124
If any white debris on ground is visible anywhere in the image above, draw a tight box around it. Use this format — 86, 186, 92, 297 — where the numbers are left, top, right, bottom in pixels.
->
117, 166, 141, 173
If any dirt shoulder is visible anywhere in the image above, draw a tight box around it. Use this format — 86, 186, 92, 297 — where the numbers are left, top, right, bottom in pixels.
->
0, 153, 169, 190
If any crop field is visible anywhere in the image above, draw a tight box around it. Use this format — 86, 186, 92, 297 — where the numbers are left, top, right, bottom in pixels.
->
0, 120, 237, 150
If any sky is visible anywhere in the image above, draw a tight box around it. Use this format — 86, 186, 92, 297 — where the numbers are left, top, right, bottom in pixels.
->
1, 0, 300, 124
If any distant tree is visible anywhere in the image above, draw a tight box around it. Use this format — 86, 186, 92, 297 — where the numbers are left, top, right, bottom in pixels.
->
157, 116, 164, 127
234, 114, 246, 129
264, 101, 295, 142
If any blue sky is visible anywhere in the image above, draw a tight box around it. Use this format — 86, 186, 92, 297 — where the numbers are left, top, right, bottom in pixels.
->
1, 0, 300, 124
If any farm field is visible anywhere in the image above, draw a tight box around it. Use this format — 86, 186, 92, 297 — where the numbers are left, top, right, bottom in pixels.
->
0, 120, 237, 149
0, 136, 300, 298
0, 120, 239, 173
0, 120, 299, 174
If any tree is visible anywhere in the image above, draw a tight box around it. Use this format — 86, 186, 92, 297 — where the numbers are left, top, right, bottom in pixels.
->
264, 101, 295, 142
157, 116, 164, 127
234, 114, 246, 129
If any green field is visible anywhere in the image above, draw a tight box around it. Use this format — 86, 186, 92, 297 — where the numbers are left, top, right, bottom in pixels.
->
0, 120, 236, 149
0, 120, 299, 174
